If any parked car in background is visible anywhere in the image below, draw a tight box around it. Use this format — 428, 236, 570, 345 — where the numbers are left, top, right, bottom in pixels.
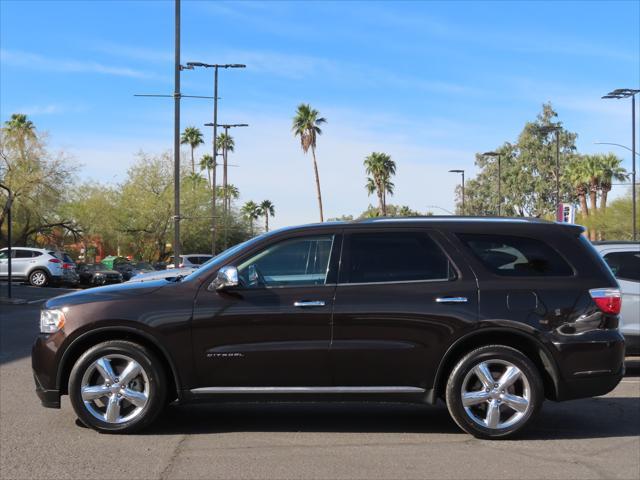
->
128, 266, 197, 282
593, 241, 640, 355
33, 218, 624, 438
0, 247, 79, 287
166, 254, 213, 269
77, 263, 123, 287
114, 261, 156, 281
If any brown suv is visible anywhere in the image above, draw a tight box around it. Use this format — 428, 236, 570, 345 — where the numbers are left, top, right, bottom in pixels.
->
32, 218, 624, 438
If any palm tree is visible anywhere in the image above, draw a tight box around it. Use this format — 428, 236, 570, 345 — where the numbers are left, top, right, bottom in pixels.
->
584, 154, 603, 216
4, 113, 36, 155
566, 157, 591, 218
292, 104, 327, 222
598, 153, 628, 212
216, 184, 240, 202
199, 154, 215, 188
364, 152, 396, 216
241, 201, 261, 236
258, 200, 275, 232
180, 126, 204, 175
216, 133, 235, 215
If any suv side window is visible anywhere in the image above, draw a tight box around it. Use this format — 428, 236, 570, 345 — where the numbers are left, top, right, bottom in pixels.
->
0, 251, 8, 260
237, 235, 334, 288
603, 251, 640, 282
458, 233, 573, 277
343, 231, 453, 284
15, 250, 33, 259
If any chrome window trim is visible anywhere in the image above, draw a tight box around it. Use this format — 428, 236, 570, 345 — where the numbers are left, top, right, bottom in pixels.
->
336, 277, 453, 287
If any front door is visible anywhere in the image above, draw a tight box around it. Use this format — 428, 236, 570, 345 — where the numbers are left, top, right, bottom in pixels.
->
192, 232, 340, 388
331, 228, 479, 389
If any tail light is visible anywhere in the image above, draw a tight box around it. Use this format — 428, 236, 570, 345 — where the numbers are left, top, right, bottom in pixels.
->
589, 288, 622, 315
48, 258, 61, 264
62, 263, 73, 270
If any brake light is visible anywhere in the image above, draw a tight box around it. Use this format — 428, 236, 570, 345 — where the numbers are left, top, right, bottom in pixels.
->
179, 263, 184, 268
589, 288, 622, 315
48, 258, 61, 264
62, 263, 73, 269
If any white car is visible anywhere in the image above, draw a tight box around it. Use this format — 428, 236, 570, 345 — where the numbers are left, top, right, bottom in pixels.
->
593, 242, 640, 355
0, 247, 79, 287
166, 254, 213, 269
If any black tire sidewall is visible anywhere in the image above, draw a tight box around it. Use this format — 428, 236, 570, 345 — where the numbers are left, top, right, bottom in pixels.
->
446, 345, 543, 439
29, 269, 49, 287
69, 340, 166, 433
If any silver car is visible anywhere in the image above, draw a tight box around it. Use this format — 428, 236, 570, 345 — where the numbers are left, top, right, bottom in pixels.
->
593, 241, 640, 355
0, 247, 79, 287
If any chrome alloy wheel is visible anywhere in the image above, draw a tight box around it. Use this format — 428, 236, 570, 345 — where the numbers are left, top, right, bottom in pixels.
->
461, 359, 531, 430
31, 271, 47, 286
80, 354, 150, 424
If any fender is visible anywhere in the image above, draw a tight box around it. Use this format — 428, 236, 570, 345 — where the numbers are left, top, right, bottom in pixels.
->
428, 324, 561, 403
56, 325, 183, 396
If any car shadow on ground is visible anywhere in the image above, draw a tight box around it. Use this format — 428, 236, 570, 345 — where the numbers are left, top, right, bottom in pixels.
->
141, 394, 640, 440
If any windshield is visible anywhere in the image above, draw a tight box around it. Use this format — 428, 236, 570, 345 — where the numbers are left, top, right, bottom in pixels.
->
184, 235, 267, 281
134, 262, 153, 270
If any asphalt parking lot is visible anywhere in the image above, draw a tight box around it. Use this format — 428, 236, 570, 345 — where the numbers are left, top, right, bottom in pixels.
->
1, 285, 639, 480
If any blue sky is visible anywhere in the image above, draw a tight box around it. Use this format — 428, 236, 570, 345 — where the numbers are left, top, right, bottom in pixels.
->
1, 0, 639, 227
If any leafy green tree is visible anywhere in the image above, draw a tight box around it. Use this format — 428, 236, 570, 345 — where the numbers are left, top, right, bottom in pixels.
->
292, 103, 327, 222
364, 152, 396, 216
258, 200, 275, 232
180, 126, 204, 175
358, 204, 421, 218
458, 103, 577, 217
241, 201, 261, 236
579, 191, 638, 241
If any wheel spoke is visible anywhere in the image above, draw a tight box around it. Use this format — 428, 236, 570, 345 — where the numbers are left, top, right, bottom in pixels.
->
498, 366, 521, 390
119, 360, 142, 385
121, 388, 147, 408
81, 385, 110, 401
105, 394, 121, 423
485, 399, 501, 428
95, 358, 116, 383
462, 390, 491, 407
473, 362, 494, 388
502, 393, 529, 413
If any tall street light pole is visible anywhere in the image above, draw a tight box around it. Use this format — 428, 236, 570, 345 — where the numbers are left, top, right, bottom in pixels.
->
483, 152, 501, 216
603, 88, 639, 241
448, 169, 465, 215
204, 123, 249, 250
187, 63, 246, 254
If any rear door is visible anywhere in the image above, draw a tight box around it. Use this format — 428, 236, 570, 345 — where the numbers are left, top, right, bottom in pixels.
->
331, 228, 479, 388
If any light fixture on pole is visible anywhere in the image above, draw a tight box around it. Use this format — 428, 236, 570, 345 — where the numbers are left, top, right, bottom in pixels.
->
482, 151, 501, 216
448, 169, 465, 215
186, 62, 246, 254
602, 88, 639, 241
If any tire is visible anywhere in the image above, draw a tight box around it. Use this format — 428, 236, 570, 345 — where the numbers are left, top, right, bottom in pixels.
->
69, 340, 167, 433
445, 345, 543, 439
29, 269, 49, 287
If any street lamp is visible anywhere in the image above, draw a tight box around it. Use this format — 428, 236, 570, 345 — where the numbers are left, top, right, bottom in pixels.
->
594, 142, 640, 156
204, 123, 249, 249
537, 124, 562, 220
448, 169, 465, 215
186, 62, 246, 254
482, 151, 501, 216
602, 88, 640, 241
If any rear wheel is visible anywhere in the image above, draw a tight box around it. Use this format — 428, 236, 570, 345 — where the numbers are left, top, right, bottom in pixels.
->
445, 345, 543, 439
69, 340, 166, 433
29, 269, 49, 287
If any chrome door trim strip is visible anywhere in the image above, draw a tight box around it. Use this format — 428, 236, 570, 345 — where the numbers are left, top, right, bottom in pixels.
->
190, 386, 425, 394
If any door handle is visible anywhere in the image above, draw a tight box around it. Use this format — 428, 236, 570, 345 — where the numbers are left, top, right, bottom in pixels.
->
435, 296, 468, 303
294, 300, 326, 308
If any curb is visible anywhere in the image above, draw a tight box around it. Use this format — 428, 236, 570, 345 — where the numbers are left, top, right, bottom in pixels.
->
0, 298, 28, 305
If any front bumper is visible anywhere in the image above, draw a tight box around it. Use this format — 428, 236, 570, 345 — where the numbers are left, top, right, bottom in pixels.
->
33, 372, 60, 408
551, 329, 625, 401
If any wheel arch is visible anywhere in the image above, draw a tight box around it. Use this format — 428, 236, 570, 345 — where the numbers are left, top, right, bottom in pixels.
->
430, 327, 560, 403
57, 327, 182, 402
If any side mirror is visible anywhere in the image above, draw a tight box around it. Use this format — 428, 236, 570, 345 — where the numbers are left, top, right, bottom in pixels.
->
210, 265, 239, 291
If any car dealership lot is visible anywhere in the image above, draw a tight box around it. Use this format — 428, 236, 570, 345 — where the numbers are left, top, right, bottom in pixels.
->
1, 286, 639, 480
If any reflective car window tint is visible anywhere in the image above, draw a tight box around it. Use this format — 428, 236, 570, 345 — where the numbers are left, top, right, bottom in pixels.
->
346, 232, 452, 284
604, 251, 640, 282
459, 234, 573, 277
238, 235, 334, 288
0, 251, 8, 260
15, 250, 33, 258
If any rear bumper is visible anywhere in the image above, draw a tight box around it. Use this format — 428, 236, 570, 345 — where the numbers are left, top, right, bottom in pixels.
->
551, 329, 625, 401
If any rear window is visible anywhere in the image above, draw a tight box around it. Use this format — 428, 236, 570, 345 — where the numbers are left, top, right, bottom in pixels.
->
458, 234, 573, 277
603, 251, 640, 282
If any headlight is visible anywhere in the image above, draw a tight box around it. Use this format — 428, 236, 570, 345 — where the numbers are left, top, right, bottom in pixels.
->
40, 309, 66, 333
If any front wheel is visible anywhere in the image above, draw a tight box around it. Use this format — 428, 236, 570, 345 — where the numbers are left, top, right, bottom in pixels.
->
445, 345, 543, 439
29, 269, 49, 287
69, 340, 166, 433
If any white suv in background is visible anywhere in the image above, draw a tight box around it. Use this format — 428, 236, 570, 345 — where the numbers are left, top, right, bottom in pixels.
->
593, 242, 640, 355
166, 254, 213, 269
0, 247, 79, 287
